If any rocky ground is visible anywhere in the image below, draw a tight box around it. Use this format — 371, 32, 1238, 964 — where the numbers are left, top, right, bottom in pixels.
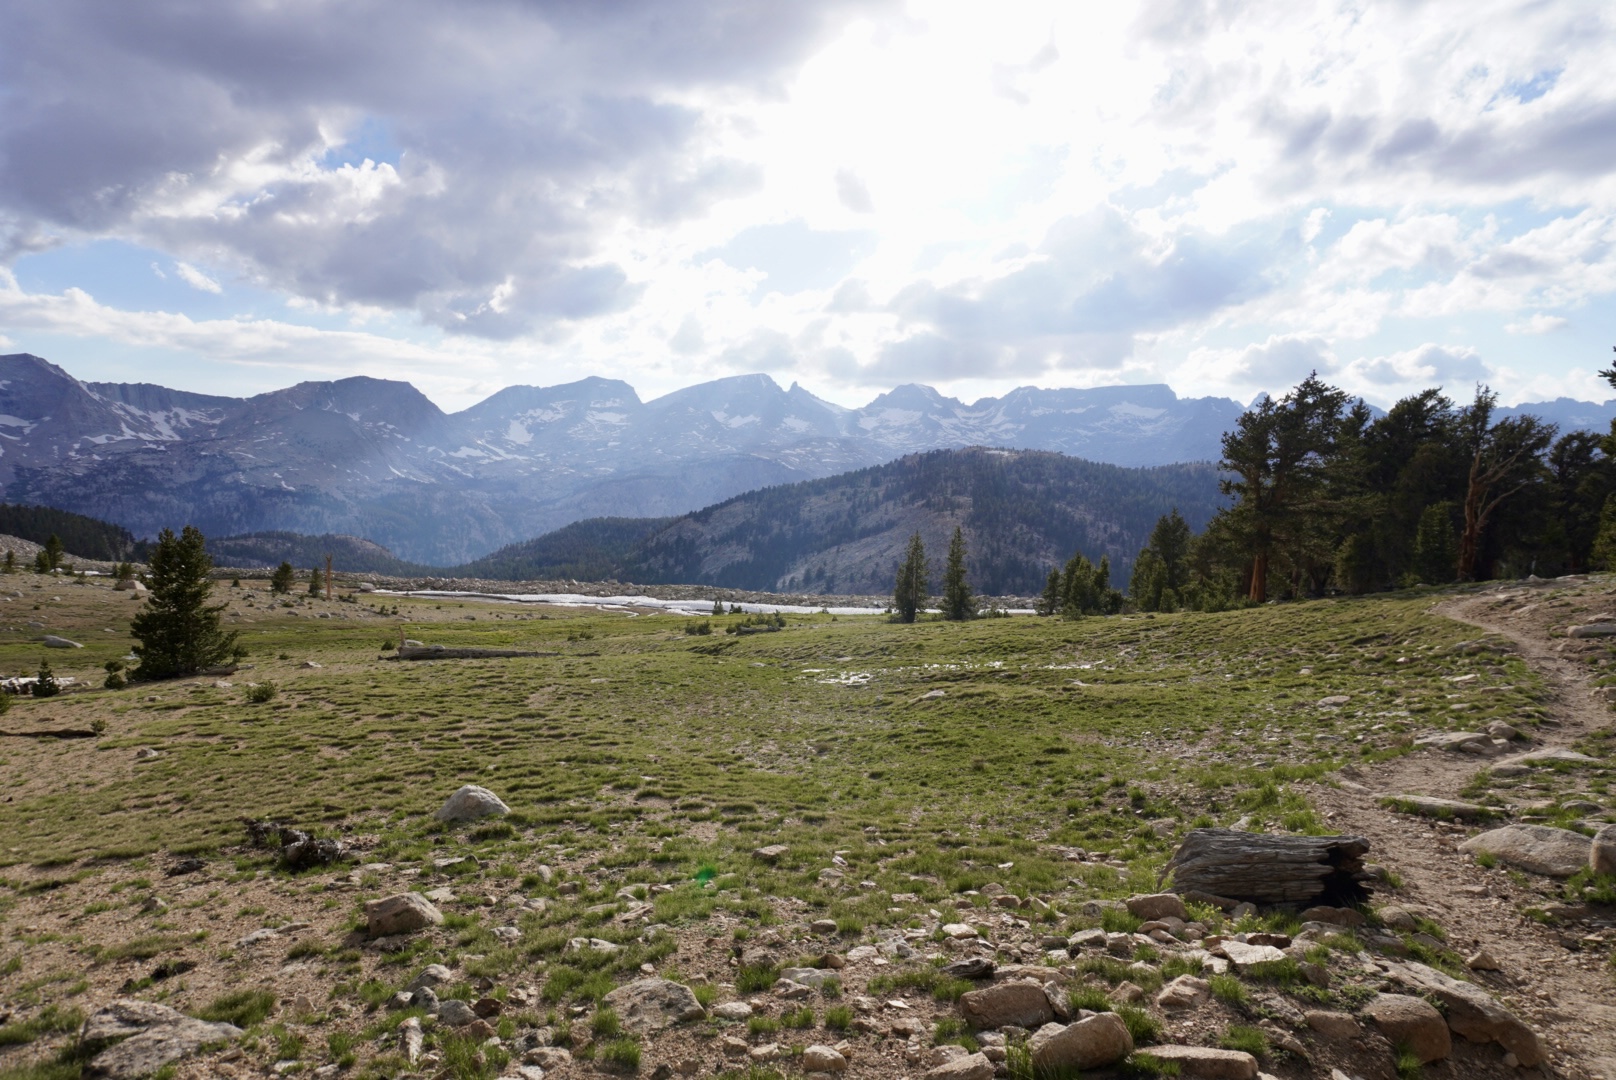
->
0, 574, 1614, 1080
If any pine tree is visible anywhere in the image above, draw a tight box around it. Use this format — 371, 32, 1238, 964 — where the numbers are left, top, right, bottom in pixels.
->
1036, 568, 1061, 616
130, 526, 241, 680
43, 534, 64, 570
892, 532, 929, 623
307, 566, 323, 596
270, 561, 295, 595
2, 550, 13, 574
33, 550, 49, 573
31, 659, 59, 698
1594, 495, 1616, 571
941, 527, 975, 621
1130, 550, 1168, 611
1411, 502, 1459, 584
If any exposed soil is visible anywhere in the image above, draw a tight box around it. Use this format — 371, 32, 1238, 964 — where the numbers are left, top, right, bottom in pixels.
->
1309, 578, 1616, 1080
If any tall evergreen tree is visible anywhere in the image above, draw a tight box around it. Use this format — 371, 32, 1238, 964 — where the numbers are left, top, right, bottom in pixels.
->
892, 533, 929, 623
1036, 568, 1061, 616
270, 561, 295, 595
42, 534, 64, 570
1410, 502, 1458, 583
1147, 510, 1193, 592
307, 565, 324, 596
941, 526, 975, 621
1455, 388, 1555, 581
130, 526, 240, 680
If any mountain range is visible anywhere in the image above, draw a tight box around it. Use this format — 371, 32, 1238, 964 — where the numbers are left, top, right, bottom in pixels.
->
3, 352, 1610, 566
0, 353, 1252, 564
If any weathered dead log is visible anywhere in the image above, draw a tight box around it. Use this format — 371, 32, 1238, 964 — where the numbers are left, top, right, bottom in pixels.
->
1163, 827, 1373, 907
0, 729, 99, 739
393, 646, 552, 660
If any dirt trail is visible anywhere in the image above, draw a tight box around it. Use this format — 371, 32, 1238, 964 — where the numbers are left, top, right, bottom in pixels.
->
1309, 586, 1616, 1080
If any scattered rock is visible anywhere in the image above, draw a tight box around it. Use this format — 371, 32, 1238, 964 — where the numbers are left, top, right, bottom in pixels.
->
1466, 949, 1502, 972
1304, 1010, 1361, 1039
600, 979, 706, 1034
82, 1000, 242, 1080
1217, 941, 1288, 971
942, 957, 995, 980
1137, 1044, 1257, 1079
780, 967, 839, 987
1382, 960, 1547, 1066
1125, 893, 1188, 921
1568, 623, 1616, 638
1458, 824, 1591, 877
959, 981, 1056, 1030
1384, 795, 1494, 821
753, 844, 790, 862
1363, 994, 1450, 1063
1591, 824, 1616, 876
922, 1052, 994, 1080
1029, 1013, 1133, 1073
434, 784, 511, 822
711, 1002, 753, 1021
436, 999, 477, 1027
1317, 695, 1351, 707
42, 635, 81, 648
941, 923, 978, 939
399, 1016, 423, 1064
1494, 747, 1599, 769
801, 1045, 848, 1073
1157, 975, 1210, 1009
364, 893, 443, 937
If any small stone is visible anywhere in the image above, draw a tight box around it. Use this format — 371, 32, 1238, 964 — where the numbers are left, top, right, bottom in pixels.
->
1218, 940, 1288, 971
1304, 1010, 1360, 1039
1363, 994, 1450, 1064
1029, 1013, 1134, 1073
436, 999, 477, 1027
941, 923, 979, 939
600, 978, 706, 1033
753, 844, 790, 862
364, 893, 443, 937
922, 1051, 994, 1080
1591, 824, 1616, 876
434, 784, 511, 823
1157, 975, 1210, 1009
1466, 949, 1502, 972
407, 964, 453, 992
1124, 893, 1188, 921
801, 1045, 848, 1073
711, 1002, 753, 1021
959, 981, 1055, 1030
1143, 1045, 1259, 1079
810, 918, 838, 933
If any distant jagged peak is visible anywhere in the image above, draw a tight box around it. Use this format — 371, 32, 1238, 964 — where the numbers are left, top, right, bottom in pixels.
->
457, 376, 644, 420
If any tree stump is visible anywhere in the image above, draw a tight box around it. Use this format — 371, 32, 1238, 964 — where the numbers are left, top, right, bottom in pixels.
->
1163, 828, 1373, 907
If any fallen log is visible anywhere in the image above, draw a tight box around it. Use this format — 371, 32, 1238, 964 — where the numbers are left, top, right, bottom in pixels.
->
0, 729, 99, 739
1163, 827, 1373, 907
393, 645, 553, 660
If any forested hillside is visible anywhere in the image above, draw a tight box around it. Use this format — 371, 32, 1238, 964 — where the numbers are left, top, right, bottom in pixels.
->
0, 503, 145, 561
458, 518, 675, 582
619, 448, 1225, 595
205, 532, 429, 576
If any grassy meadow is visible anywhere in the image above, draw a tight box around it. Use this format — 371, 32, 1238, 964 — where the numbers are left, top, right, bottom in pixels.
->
0, 573, 1564, 1078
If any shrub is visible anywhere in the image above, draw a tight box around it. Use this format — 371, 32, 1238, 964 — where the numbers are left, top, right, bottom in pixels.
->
1218, 1024, 1268, 1055
1208, 974, 1247, 1005
195, 989, 277, 1028
1115, 1004, 1161, 1045
600, 1037, 641, 1071
736, 965, 779, 993
823, 1005, 853, 1031
246, 682, 278, 704
31, 661, 59, 698
782, 1006, 814, 1029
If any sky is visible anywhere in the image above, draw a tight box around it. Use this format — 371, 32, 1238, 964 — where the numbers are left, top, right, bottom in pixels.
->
0, 0, 1612, 413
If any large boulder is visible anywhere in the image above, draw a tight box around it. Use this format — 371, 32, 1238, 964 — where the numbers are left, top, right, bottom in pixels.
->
1458, 824, 1590, 877
42, 635, 82, 648
601, 979, 706, 1034
1029, 1013, 1133, 1073
1363, 994, 1450, 1063
1591, 824, 1616, 876
1140, 1045, 1258, 1079
83, 1000, 242, 1080
958, 980, 1055, 1030
1383, 960, 1547, 1066
364, 893, 443, 937
434, 784, 511, 822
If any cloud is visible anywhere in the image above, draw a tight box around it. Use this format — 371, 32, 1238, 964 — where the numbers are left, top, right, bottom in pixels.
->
0, 0, 897, 336
835, 169, 875, 214
174, 262, 221, 294
705, 221, 879, 295
1505, 313, 1569, 335
1340, 343, 1491, 389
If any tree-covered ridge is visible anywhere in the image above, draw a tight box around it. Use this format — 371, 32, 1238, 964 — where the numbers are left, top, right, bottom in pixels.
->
0, 502, 144, 561
458, 517, 677, 582
1127, 373, 1616, 612
625, 447, 1226, 595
